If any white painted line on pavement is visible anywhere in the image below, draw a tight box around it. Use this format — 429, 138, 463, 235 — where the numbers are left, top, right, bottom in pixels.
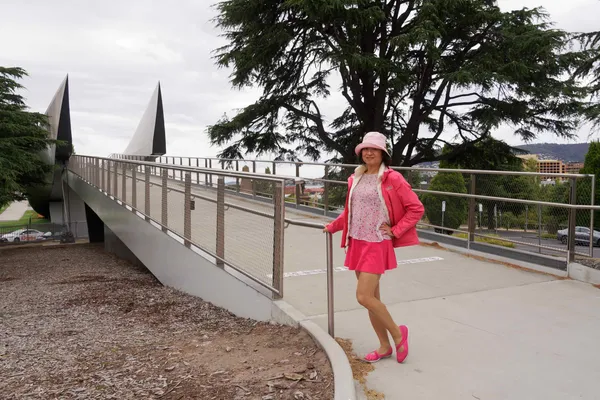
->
270, 256, 444, 278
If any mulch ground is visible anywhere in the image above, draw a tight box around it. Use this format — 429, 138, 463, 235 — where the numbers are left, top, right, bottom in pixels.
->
0, 243, 334, 399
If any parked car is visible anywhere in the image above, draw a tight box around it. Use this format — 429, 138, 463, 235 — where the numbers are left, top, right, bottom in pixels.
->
0, 229, 52, 243
556, 226, 600, 246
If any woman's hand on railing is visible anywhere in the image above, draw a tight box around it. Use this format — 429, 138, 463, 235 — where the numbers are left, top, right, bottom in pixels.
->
323, 225, 330, 233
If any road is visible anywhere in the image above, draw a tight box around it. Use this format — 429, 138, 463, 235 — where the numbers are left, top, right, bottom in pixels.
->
479, 229, 600, 258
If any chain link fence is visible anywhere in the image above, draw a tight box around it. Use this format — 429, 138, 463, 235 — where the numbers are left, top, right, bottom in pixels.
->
148, 156, 600, 261
109, 154, 600, 264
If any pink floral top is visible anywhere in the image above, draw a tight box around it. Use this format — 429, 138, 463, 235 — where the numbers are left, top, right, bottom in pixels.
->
349, 174, 391, 242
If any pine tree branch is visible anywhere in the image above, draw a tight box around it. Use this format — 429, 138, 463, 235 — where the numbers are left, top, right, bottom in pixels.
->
281, 102, 346, 155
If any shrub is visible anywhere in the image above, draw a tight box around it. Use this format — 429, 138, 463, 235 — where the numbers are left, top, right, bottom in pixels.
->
422, 172, 468, 233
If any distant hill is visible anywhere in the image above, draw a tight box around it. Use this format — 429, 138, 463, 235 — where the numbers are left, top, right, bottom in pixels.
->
515, 143, 590, 162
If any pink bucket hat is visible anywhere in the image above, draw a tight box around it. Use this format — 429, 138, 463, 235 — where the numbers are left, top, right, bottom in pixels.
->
355, 131, 390, 157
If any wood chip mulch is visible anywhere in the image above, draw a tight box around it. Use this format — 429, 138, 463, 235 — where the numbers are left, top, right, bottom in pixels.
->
0, 243, 333, 400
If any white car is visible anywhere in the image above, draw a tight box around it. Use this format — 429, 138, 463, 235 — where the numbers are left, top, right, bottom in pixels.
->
0, 229, 52, 243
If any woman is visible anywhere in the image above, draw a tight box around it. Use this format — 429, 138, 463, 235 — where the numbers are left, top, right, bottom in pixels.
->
324, 131, 424, 364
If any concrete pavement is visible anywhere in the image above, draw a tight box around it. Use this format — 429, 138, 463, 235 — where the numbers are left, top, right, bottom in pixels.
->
89, 168, 600, 399
310, 276, 600, 400
0, 201, 29, 221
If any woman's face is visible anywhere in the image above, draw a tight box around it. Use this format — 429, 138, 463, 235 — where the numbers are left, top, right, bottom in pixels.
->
361, 147, 383, 168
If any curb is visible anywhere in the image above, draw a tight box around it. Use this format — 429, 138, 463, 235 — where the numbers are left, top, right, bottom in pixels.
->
272, 300, 357, 400
568, 262, 600, 285
420, 239, 568, 278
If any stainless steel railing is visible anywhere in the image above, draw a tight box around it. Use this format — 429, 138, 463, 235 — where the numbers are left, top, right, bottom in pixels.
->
133, 154, 600, 262
283, 219, 335, 337
70, 155, 338, 336
69, 155, 289, 297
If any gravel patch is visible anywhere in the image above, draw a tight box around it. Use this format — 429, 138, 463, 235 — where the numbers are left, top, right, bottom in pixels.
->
575, 256, 600, 270
0, 243, 333, 399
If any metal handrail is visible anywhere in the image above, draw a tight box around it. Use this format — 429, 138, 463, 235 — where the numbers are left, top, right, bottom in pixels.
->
72, 156, 289, 296
153, 155, 594, 179
74, 156, 337, 335
285, 219, 334, 337
86, 155, 304, 184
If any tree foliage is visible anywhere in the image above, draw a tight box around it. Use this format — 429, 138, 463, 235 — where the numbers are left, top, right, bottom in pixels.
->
422, 171, 467, 232
573, 31, 600, 131
208, 0, 594, 166
440, 137, 536, 229
0, 67, 55, 207
575, 141, 600, 227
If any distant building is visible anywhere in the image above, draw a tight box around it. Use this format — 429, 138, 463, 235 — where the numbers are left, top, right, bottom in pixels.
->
538, 159, 564, 178
564, 162, 584, 174
517, 154, 585, 180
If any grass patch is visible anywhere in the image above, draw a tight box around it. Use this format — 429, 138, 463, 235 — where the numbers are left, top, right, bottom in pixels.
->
0, 210, 49, 228
540, 233, 556, 240
454, 232, 515, 248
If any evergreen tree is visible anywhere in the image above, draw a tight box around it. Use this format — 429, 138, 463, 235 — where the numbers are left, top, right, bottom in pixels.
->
422, 171, 467, 234
576, 141, 600, 228
208, 0, 592, 166
0, 67, 56, 208
573, 31, 600, 131
440, 137, 535, 229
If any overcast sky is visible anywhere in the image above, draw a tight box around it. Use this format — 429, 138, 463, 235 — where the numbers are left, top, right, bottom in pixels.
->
1, 0, 598, 166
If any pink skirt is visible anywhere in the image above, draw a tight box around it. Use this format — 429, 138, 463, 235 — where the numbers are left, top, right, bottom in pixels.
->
344, 238, 397, 275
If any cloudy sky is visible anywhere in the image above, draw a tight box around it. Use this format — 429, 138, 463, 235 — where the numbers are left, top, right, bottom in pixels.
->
1, 0, 599, 166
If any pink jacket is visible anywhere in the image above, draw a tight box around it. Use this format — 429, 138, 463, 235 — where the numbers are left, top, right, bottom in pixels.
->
326, 164, 424, 249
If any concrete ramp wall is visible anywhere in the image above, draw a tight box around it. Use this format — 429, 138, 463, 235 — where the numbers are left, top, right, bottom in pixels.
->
65, 170, 278, 321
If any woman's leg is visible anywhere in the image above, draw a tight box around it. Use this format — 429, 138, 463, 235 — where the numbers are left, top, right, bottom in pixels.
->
356, 271, 391, 353
356, 271, 403, 348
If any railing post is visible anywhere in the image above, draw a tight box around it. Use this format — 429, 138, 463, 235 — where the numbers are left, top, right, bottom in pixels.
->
121, 162, 127, 204
295, 163, 301, 209
103, 159, 107, 192
145, 167, 150, 221
538, 204, 542, 254
326, 232, 334, 337
196, 158, 200, 184
216, 177, 225, 268
590, 176, 595, 257
567, 177, 577, 263
95, 158, 100, 187
272, 181, 285, 298
113, 161, 118, 198
252, 161, 257, 199
468, 174, 476, 244
107, 161, 112, 197
161, 168, 168, 232
184, 172, 192, 248
205, 159, 209, 186
236, 160, 240, 193
209, 159, 213, 187
132, 166, 137, 211
324, 166, 330, 216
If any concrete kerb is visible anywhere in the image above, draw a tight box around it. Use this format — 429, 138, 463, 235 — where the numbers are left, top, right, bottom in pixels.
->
272, 300, 357, 400
419, 239, 569, 278
420, 239, 600, 287
568, 262, 600, 285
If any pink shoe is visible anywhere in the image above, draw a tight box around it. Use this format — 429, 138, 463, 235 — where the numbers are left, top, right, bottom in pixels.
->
363, 347, 393, 363
396, 325, 409, 363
